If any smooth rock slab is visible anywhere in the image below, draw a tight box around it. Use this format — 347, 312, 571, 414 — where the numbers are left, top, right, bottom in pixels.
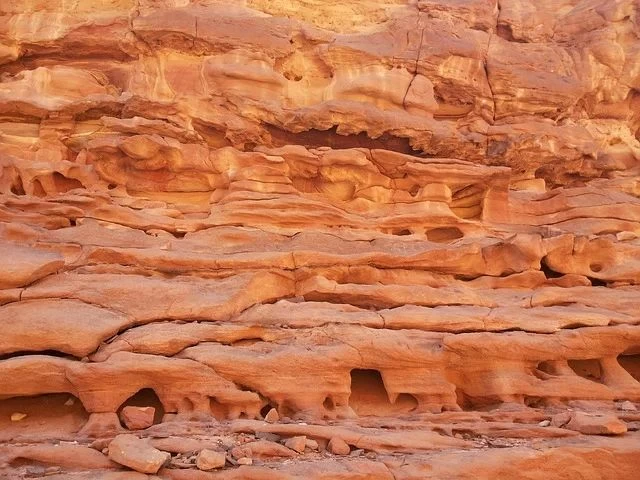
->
1, 299, 128, 357
566, 412, 628, 435
0, 242, 64, 289
108, 434, 171, 474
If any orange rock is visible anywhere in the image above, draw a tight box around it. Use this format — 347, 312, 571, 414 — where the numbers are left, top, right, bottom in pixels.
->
328, 437, 351, 456
120, 406, 155, 430
0, 0, 640, 478
108, 434, 171, 474
565, 412, 628, 435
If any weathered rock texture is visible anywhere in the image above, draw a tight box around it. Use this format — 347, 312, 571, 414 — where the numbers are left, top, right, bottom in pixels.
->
1, 0, 640, 478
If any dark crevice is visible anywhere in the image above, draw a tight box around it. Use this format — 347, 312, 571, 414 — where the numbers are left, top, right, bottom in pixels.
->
618, 353, 640, 382
265, 125, 419, 155
10, 176, 25, 196
426, 227, 464, 243
540, 257, 563, 279
496, 24, 526, 43
588, 277, 607, 287
0, 349, 79, 362
349, 369, 418, 416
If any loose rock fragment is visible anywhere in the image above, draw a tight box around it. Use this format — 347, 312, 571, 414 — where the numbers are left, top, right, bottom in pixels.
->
565, 412, 628, 435
120, 406, 155, 430
284, 436, 306, 453
264, 408, 279, 423
328, 437, 351, 455
108, 434, 171, 474
196, 449, 226, 471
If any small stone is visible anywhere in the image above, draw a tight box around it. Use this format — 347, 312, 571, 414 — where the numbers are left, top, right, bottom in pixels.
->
349, 449, 364, 457
220, 437, 236, 449
120, 406, 155, 430
327, 437, 350, 455
551, 412, 572, 428
64, 397, 75, 406
101, 448, 108, 455
365, 451, 377, 459
305, 439, 319, 450
230, 445, 252, 460
284, 436, 306, 453
196, 449, 226, 471
619, 401, 637, 412
108, 434, 171, 474
88, 438, 108, 451
264, 408, 279, 423
11, 412, 27, 422
538, 420, 551, 427
237, 457, 253, 465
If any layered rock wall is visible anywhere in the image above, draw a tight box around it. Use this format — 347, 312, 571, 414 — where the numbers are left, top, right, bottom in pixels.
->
1, 0, 639, 478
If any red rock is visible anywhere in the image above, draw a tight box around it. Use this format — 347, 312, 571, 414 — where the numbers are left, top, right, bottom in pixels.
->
195, 449, 226, 471
328, 437, 351, 456
565, 412, 628, 436
108, 434, 171, 474
264, 408, 279, 423
1, 0, 640, 478
120, 406, 155, 430
284, 436, 306, 453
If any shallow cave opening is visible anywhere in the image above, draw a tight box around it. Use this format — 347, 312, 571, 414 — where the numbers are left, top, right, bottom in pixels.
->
426, 226, 464, 243
0, 393, 88, 441
117, 388, 165, 425
454, 390, 504, 411
32, 179, 46, 197
265, 125, 418, 155
211, 397, 229, 420
9, 176, 25, 196
51, 172, 83, 193
349, 369, 417, 416
535, 360, 563, 378
323, 396, 335, 411
618, 351, 640, 382
540, 257, 563, 279
568, 359, 603, 383
588, 276, 607, 287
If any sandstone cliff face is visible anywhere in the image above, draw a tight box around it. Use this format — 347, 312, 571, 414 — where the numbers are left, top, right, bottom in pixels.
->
1, 0, 640, 478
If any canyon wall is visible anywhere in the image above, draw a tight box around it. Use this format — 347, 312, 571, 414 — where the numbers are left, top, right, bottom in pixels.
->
1, 0, 640, 478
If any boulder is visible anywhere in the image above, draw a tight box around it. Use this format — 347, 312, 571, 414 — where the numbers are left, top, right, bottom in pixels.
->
196, 449, 226, 471
120, 406, 155, 430
108, 434, 171, 474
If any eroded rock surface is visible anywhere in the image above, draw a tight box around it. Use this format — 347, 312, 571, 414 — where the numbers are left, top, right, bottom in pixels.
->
1, 0, 640, 478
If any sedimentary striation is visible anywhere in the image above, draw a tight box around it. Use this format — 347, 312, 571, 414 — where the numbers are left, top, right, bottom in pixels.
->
1, 0, 639, 478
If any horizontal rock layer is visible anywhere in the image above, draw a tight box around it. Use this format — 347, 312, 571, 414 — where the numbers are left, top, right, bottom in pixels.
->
0, 0, 639, 478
